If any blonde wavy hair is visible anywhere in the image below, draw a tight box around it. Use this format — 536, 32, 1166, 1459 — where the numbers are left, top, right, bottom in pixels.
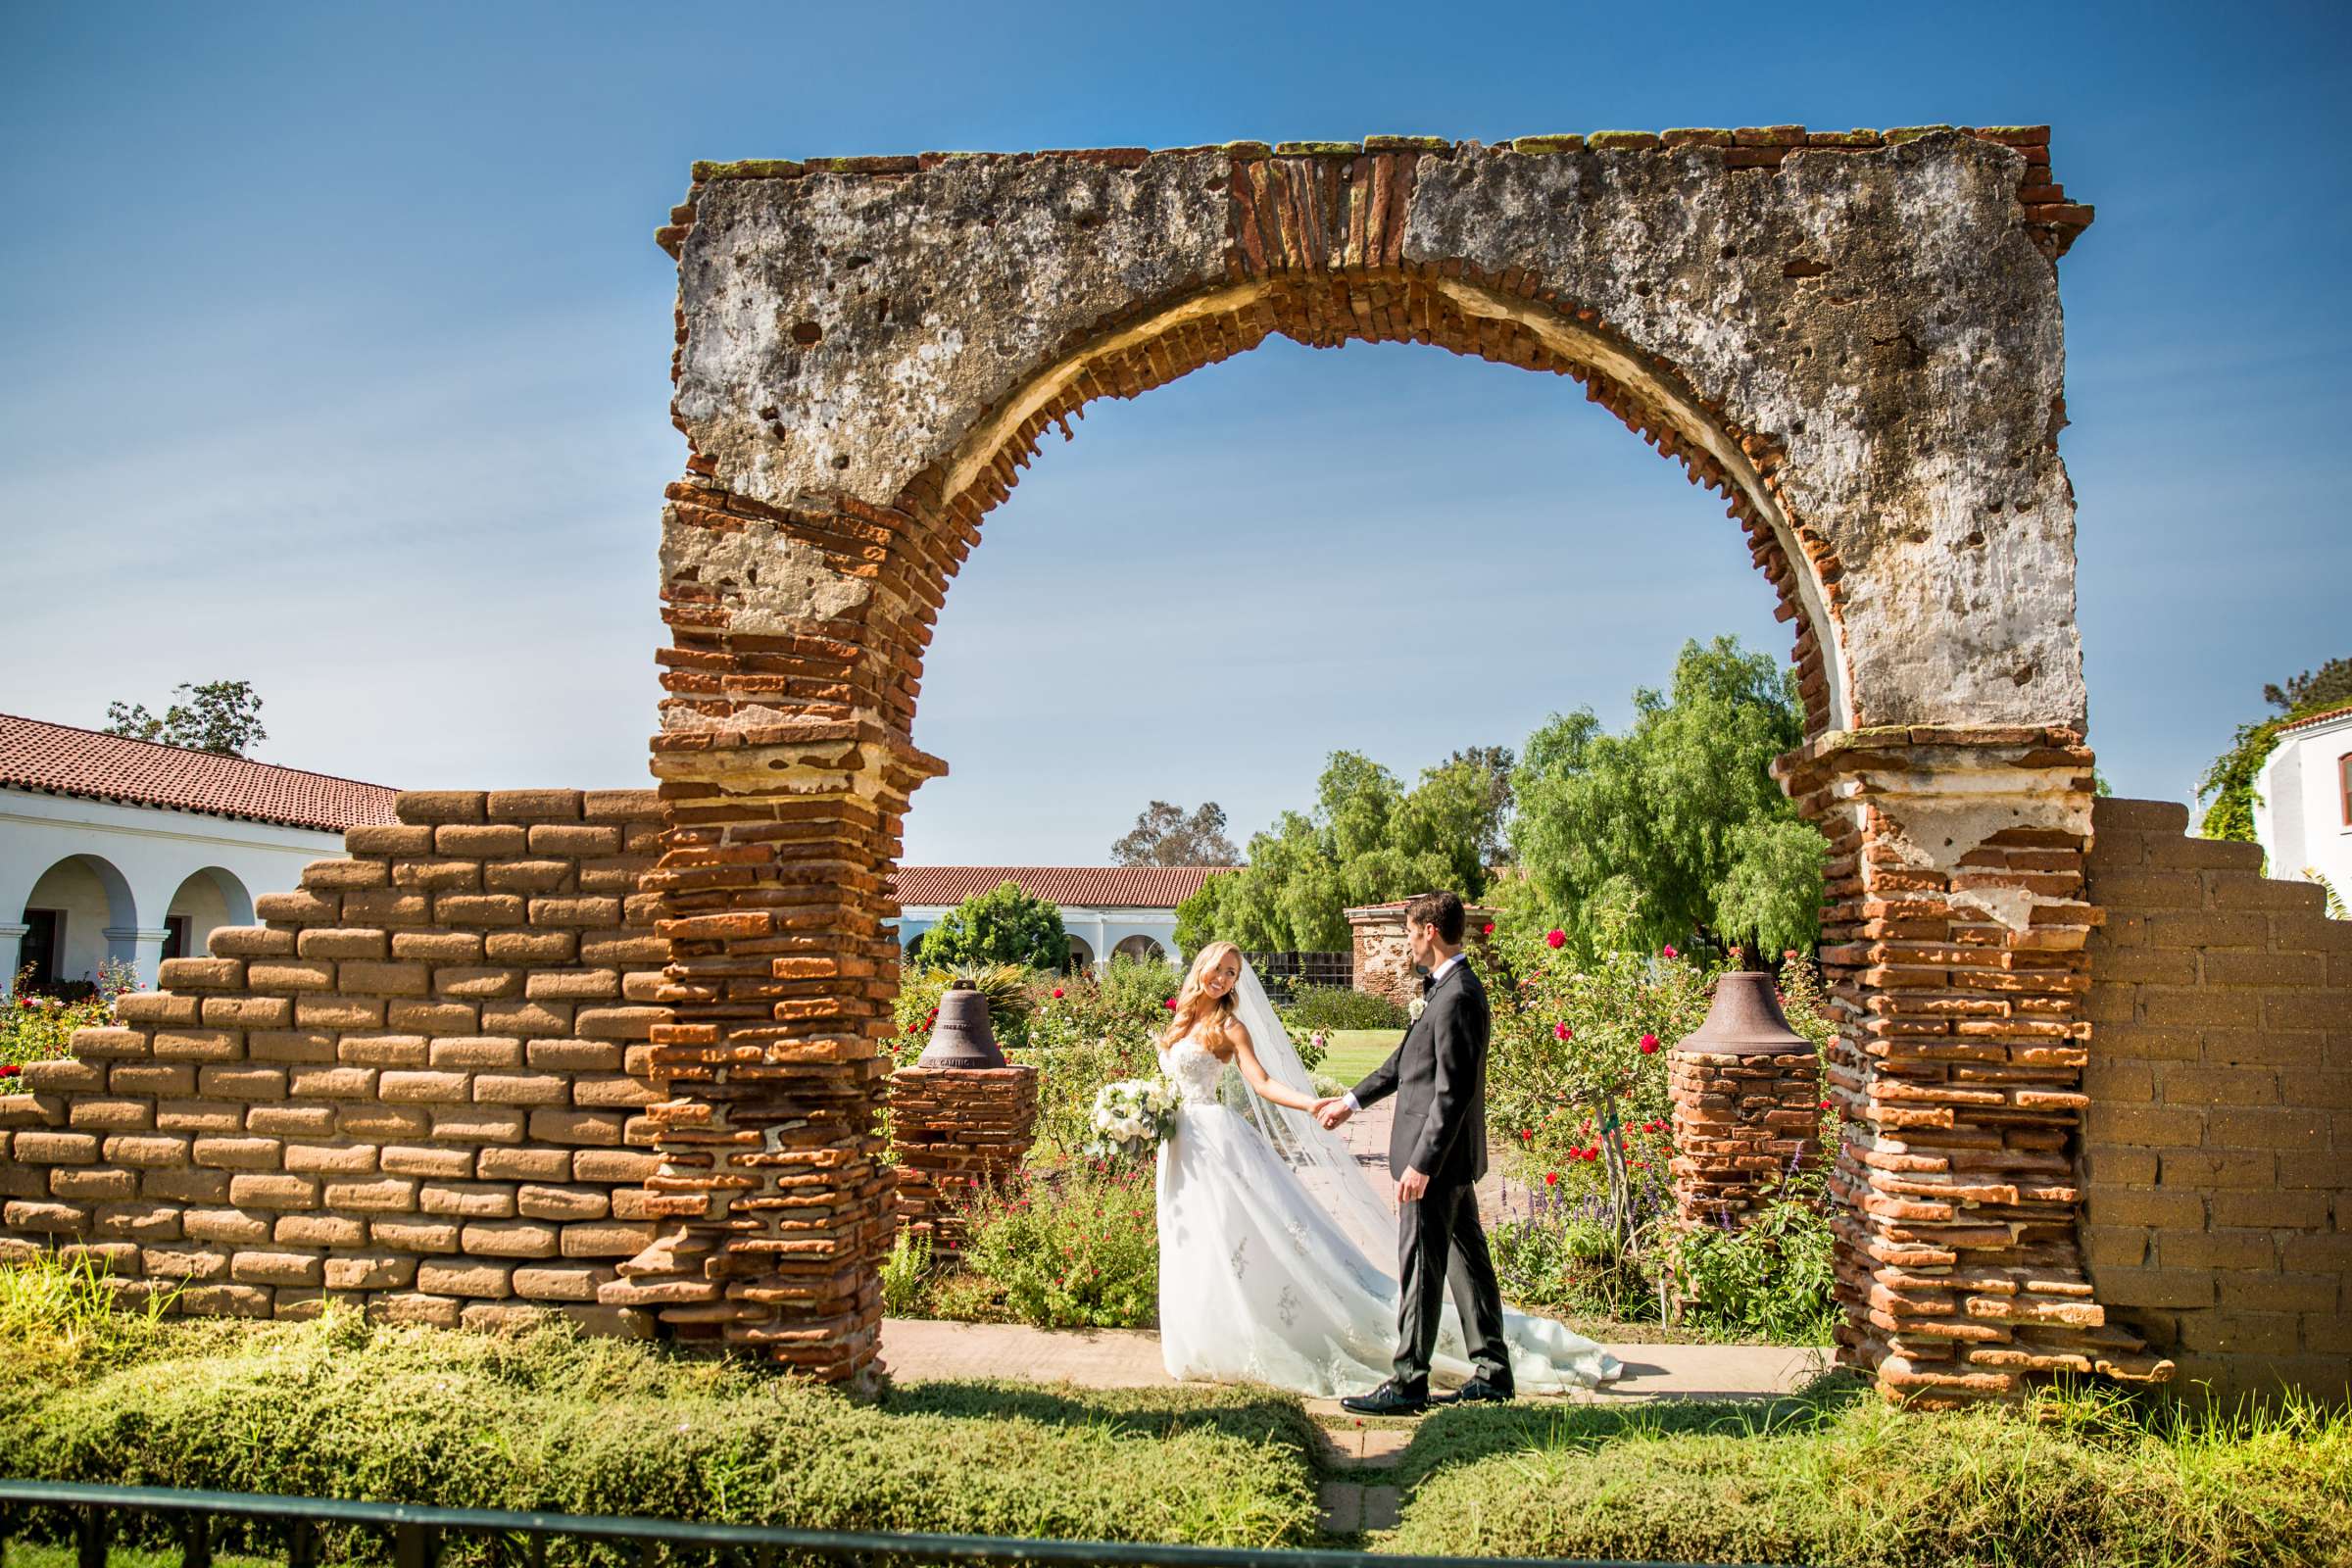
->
1158, 940, 1244, 1058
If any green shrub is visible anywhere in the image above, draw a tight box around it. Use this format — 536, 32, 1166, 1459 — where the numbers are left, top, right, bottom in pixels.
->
1383, 1382, 2352, 1567
1669, 1189, 1837, 1345
0, 1267, 1320, 1552
952, 1162, 1158, 1330
912, 882, 1068, 972
1277, 983, 1406, 1033
877, 1228, 935, 1317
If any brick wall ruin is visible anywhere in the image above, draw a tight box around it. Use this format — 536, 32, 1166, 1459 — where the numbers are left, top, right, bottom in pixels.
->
0, 790, 668, 1331
2081, 798, 2352, 1398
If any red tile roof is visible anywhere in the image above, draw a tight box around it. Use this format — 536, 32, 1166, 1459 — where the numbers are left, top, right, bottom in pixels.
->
2277, 702, 2352, 735
890, 865, 1233, 910
0, 712, 399, 833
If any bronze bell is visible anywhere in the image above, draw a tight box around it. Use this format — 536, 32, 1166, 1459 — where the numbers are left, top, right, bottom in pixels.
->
916, 980, 1005, 1068
1675, 970, 1813, 1056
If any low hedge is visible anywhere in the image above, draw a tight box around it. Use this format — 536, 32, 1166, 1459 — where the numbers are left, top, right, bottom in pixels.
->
0, 1265, 1321, 1553
1382, 1380, 2352, 1567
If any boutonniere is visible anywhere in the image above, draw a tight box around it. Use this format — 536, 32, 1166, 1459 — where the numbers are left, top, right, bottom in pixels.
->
1407, 996, 1428, 1023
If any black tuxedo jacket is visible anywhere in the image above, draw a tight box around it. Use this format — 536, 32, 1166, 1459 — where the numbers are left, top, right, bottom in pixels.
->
1349, 958, 1490, 1186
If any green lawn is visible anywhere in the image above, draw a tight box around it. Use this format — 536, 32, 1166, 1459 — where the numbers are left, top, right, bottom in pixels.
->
1314, 1028, 1401, 1088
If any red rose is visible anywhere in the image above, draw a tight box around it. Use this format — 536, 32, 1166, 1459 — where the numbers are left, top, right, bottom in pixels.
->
1544, 929, 1567, 950
0, 1064, 18, 1077
1544, 1171, 1558, 1186
1662, 944, 1679, 959
1481, 922, 1494, 936
1163, 998, 1177, 1009
1820, 1100, 1832, 1110
1553, 1022, 1571, 1041
1051, 988, 1064, 999
1640, 1033, 1659, 1054
1785, 949, 1800, 960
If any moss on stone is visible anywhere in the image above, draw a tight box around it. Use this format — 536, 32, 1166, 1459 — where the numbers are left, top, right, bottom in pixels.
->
1588, 130, 1663, 151
1884, 125, 1959, 144
692, 159, 805, 182
1362, 134, 1450, 152
1222, 140, 1273, 161
1663, 128, 1736, 147
1508, 134, 1587, 154
1274, 140, 1361, 156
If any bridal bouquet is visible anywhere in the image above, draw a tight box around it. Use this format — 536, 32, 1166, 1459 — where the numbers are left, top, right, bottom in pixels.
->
1087, 1076, 1178, 1162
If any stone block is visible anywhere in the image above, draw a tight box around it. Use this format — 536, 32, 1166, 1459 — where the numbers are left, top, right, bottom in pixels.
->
397, 791, 487, 825
559, 1219, 658, 1257
420, 1182, 518, 1218
481, 1000, 572, 1038
283, 1141, 380, 1176
107, 1063, 197, 1097
202, 996, 294, 1029
378, 1070, 471, 1103
298, 927, 390, 960
517, 1184, 610, 1221
227, 1172, 320, 1210
323, 1251, 416, 1290
369, 1217, 461, 1253
437, 824, 529, 857
416, 1259, 514, 1298
370, 1292, 462, 1326
336, 1102, 434, 1140
178, 1284, 275, 1318
70, 1098, 155, 1131
472, 1071, 569, 1105
512, 1263, 612, 1301
232, 1249, 326, 1286
488, 789, 584, 820
379, 1144, 477, 1179
249, 1029, 340, 1063
339, 1033, 431, 1067
295, 998, 385, 1031
247, 961, 338, 994
430, 1106, 527, 1143
182, 1207, 273, 1245
486, 931, 577, 964
156, 1101, 242, 1135
461, 1219, 561, 1258
339, 960, 432, 997
434, 966, 525, 1000
248, 1105, 337, 1139
479, 1147, 572, 1181
393, 930, 485, 962
196, 1064, 288, 1102
529, 1108, 625, 1146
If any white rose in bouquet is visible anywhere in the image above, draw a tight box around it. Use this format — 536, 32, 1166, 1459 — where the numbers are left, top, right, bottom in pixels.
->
1408, 995, 1428, 1023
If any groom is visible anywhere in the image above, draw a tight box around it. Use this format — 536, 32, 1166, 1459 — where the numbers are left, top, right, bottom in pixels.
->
1314, 890, 1511, 1415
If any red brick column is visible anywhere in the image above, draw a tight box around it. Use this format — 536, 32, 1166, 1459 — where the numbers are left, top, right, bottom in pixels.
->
1670, 1044, 1820, 1226
606, 481, 949, 1385
1777, 728, 2174, 1405
889, 1064, 1038, 1250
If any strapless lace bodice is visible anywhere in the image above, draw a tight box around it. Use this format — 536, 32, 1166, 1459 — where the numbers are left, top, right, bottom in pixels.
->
1158, 1034, 1227, 1105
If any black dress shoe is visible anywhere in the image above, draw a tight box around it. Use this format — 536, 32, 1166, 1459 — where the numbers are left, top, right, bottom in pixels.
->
1340, 1380, 1431, 1416
1446, 1376, 1516, 1403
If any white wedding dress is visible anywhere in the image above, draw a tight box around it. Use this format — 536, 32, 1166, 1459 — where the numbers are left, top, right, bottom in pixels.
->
1153, 1018, 1622, 1397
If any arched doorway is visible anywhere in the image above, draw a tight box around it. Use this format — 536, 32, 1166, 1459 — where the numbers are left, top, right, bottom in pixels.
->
161, 866, 255, 962
627, 132, 2143, 1401
16, 854, 138, 996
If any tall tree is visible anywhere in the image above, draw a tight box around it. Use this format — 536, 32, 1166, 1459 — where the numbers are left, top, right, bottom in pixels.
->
2264, 657, 2352, 714
104, 680, 268, 758
1508, 636, 1823, 958
1173, 748, 1513, 956
1110, 801, 1240, 866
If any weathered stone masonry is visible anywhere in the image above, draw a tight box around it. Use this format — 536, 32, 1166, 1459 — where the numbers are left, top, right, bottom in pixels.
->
641, 124, 2137, 1401
0, 791, 666, 1330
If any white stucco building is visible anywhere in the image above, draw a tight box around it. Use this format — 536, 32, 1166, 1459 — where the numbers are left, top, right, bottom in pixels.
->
1, 712, 398, 996
888, 865, 1230, 969
2254, 702, 2352, 903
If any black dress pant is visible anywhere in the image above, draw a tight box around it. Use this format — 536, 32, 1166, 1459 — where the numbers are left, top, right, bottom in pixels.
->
1393, 1177, 1509, 1393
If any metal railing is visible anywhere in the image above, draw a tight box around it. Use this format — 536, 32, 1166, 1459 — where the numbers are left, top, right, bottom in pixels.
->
0, 1481, 1793, 1568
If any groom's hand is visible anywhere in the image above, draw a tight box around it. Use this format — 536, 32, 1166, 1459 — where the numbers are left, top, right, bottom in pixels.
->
1396, 1166, 1430, 1203
1312, 1097, 1352, 1130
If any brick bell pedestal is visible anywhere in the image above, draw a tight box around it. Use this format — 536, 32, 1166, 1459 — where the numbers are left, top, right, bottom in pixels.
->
888, 1064, 1038, 1251
1774, 727, 2175, 1406
1669, 993, 1822, 1229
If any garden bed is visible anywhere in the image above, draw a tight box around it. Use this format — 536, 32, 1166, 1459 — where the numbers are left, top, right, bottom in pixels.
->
0, 1261, 1321, 1552
1378, 1380, 2352, 1566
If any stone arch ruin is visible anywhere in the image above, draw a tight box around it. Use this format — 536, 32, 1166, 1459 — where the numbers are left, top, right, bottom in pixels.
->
13, 128, 2345, 1405
636, 127, 2164, 1402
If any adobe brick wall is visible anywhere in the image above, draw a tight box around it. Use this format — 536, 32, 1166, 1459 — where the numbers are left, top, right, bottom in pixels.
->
2082, 797, 2352, 1399
0, 789, 669, 1332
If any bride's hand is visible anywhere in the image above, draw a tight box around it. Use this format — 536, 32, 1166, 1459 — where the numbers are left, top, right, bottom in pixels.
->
1312, 1097, 1352, 1130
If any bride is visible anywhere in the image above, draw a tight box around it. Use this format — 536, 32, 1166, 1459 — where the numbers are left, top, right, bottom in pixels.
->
1152, 939, 1620, 1398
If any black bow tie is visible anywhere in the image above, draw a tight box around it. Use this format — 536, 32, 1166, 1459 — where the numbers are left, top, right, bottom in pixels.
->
1420, 974, 1436, 996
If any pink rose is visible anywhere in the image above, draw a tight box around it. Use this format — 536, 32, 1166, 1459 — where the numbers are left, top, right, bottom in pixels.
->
1639, 1033, 1660, 1054
1662, 944, 1679, 958
1553, 1022, 1572, 1041
1544, 929, 1566, 950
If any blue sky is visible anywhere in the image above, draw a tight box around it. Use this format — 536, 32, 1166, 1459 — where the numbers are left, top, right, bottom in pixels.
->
2, 2, 2344, 863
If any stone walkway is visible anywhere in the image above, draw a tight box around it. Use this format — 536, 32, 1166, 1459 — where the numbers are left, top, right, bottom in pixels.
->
882, 1317, 1833, 1533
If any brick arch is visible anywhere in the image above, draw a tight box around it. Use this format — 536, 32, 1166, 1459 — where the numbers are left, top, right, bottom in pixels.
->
633, 131, 2159, 1402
